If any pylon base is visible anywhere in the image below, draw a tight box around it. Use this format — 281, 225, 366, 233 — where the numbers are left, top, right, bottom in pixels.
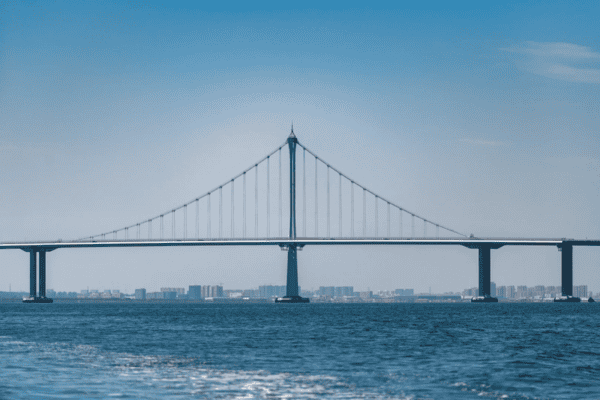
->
275, 296, 310, 303
554, 296, 581, 303
22, 297, 53, 304
471, 296, 498, 303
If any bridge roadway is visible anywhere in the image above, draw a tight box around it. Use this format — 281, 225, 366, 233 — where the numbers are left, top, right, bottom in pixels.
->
3, 237, 599, 250
3, 237, 598, 303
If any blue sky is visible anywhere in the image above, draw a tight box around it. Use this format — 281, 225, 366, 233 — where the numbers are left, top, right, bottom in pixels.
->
1, 1, 599, 294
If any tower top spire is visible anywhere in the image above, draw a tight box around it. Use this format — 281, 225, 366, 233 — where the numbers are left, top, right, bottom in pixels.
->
289, 122, 295, 138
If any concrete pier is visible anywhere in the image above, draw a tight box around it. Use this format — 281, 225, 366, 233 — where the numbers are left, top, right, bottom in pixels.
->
29, 250, 37, 298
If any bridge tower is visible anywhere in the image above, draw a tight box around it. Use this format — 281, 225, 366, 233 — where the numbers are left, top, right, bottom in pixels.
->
276, 125, 309, 303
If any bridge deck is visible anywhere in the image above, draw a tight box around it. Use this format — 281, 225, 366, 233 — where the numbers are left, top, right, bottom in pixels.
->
1, 238, 599, 251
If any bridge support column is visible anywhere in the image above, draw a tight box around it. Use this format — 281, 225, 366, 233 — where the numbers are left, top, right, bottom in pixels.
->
555, 243, 579, 302
478, 246, 491, 297
286, 245, 298, 297
39, 251, 46, 298
22, 248, 53, 303
463, 244, 501, 302
29, 250, 37, 298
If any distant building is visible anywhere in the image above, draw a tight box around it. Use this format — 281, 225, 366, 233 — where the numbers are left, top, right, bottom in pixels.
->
334, 287, 354, 297
259, 285, 286, 298
574, 285, 588, 298
506, 286, 516, 299
318, 287, 335, 297
210, 286, 223, 298
360, 291, 373, 299
395, 288, 414, 296
517, 286, 527, 299
490, 282, 496, 297
201, 285, 211, 298
135, 289, 146, 300
497, 286, 506, 298
161, 287, 185, 294
188, 285, 202, 300
243, 289, 259, 298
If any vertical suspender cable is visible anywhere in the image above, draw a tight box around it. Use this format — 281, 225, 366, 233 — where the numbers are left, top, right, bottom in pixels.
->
279, 148, 282, 237
315, 157, 318, 237
399, 210, 402, 238
327, 166, 330, 237
436, 224, 439, 239
351, 182, 354, 237
219, 187, 223, 238
172, 210, 175, 239
183, 206, 187, 239
125, 227, 128, 240
137, 223, 140, 239
424, 220, 427, 237
255, 165, 258, 237
149, 219, 152, 239
195, 200, 199, 239
161, 215, 164, 239
339, 173, 342, 237
375, 196, 378, 237
303, 148, 306, 237
411, 214, 415, 238
231, 181, 234, 238
207, 194, 211, 239
243, 173, 246, 238
363, 188, 366, 237
387, 202, 390, 237
267, 157, 270, 237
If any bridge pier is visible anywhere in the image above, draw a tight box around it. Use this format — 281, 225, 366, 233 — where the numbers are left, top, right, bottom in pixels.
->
555, 243, 579, 302
463, 244, 502, 302
23, 248, 53, 303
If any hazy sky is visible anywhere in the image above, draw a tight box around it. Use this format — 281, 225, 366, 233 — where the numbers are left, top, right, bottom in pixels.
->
1, 0, 599, 294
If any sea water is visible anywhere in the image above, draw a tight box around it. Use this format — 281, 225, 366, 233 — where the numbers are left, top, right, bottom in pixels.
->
1, 303, 599, 399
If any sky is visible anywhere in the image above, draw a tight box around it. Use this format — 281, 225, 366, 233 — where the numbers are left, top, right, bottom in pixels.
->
1, 0, 599, 294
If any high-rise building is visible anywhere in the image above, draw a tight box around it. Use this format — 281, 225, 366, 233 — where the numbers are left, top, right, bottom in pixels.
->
318, 287, 335, 297
506, 286, 516, 299
135, 289, 146, 300
573, 285, 588, 298
497, 286, 506, 298
517, 286, 527, 299
161, 287, 185, 294
395, 289, 404, 296
259, 285, 287, 298
201, 285, 211, 298
210, 286, 224, 298
188, 285, 202, 300
490, 282, 497, 297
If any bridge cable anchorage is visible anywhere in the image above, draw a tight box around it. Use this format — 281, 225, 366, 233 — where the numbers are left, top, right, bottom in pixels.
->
297, 142, 467, 238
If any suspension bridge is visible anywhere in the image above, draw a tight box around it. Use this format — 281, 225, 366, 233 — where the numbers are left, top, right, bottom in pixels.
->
2, 127, 598, 303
